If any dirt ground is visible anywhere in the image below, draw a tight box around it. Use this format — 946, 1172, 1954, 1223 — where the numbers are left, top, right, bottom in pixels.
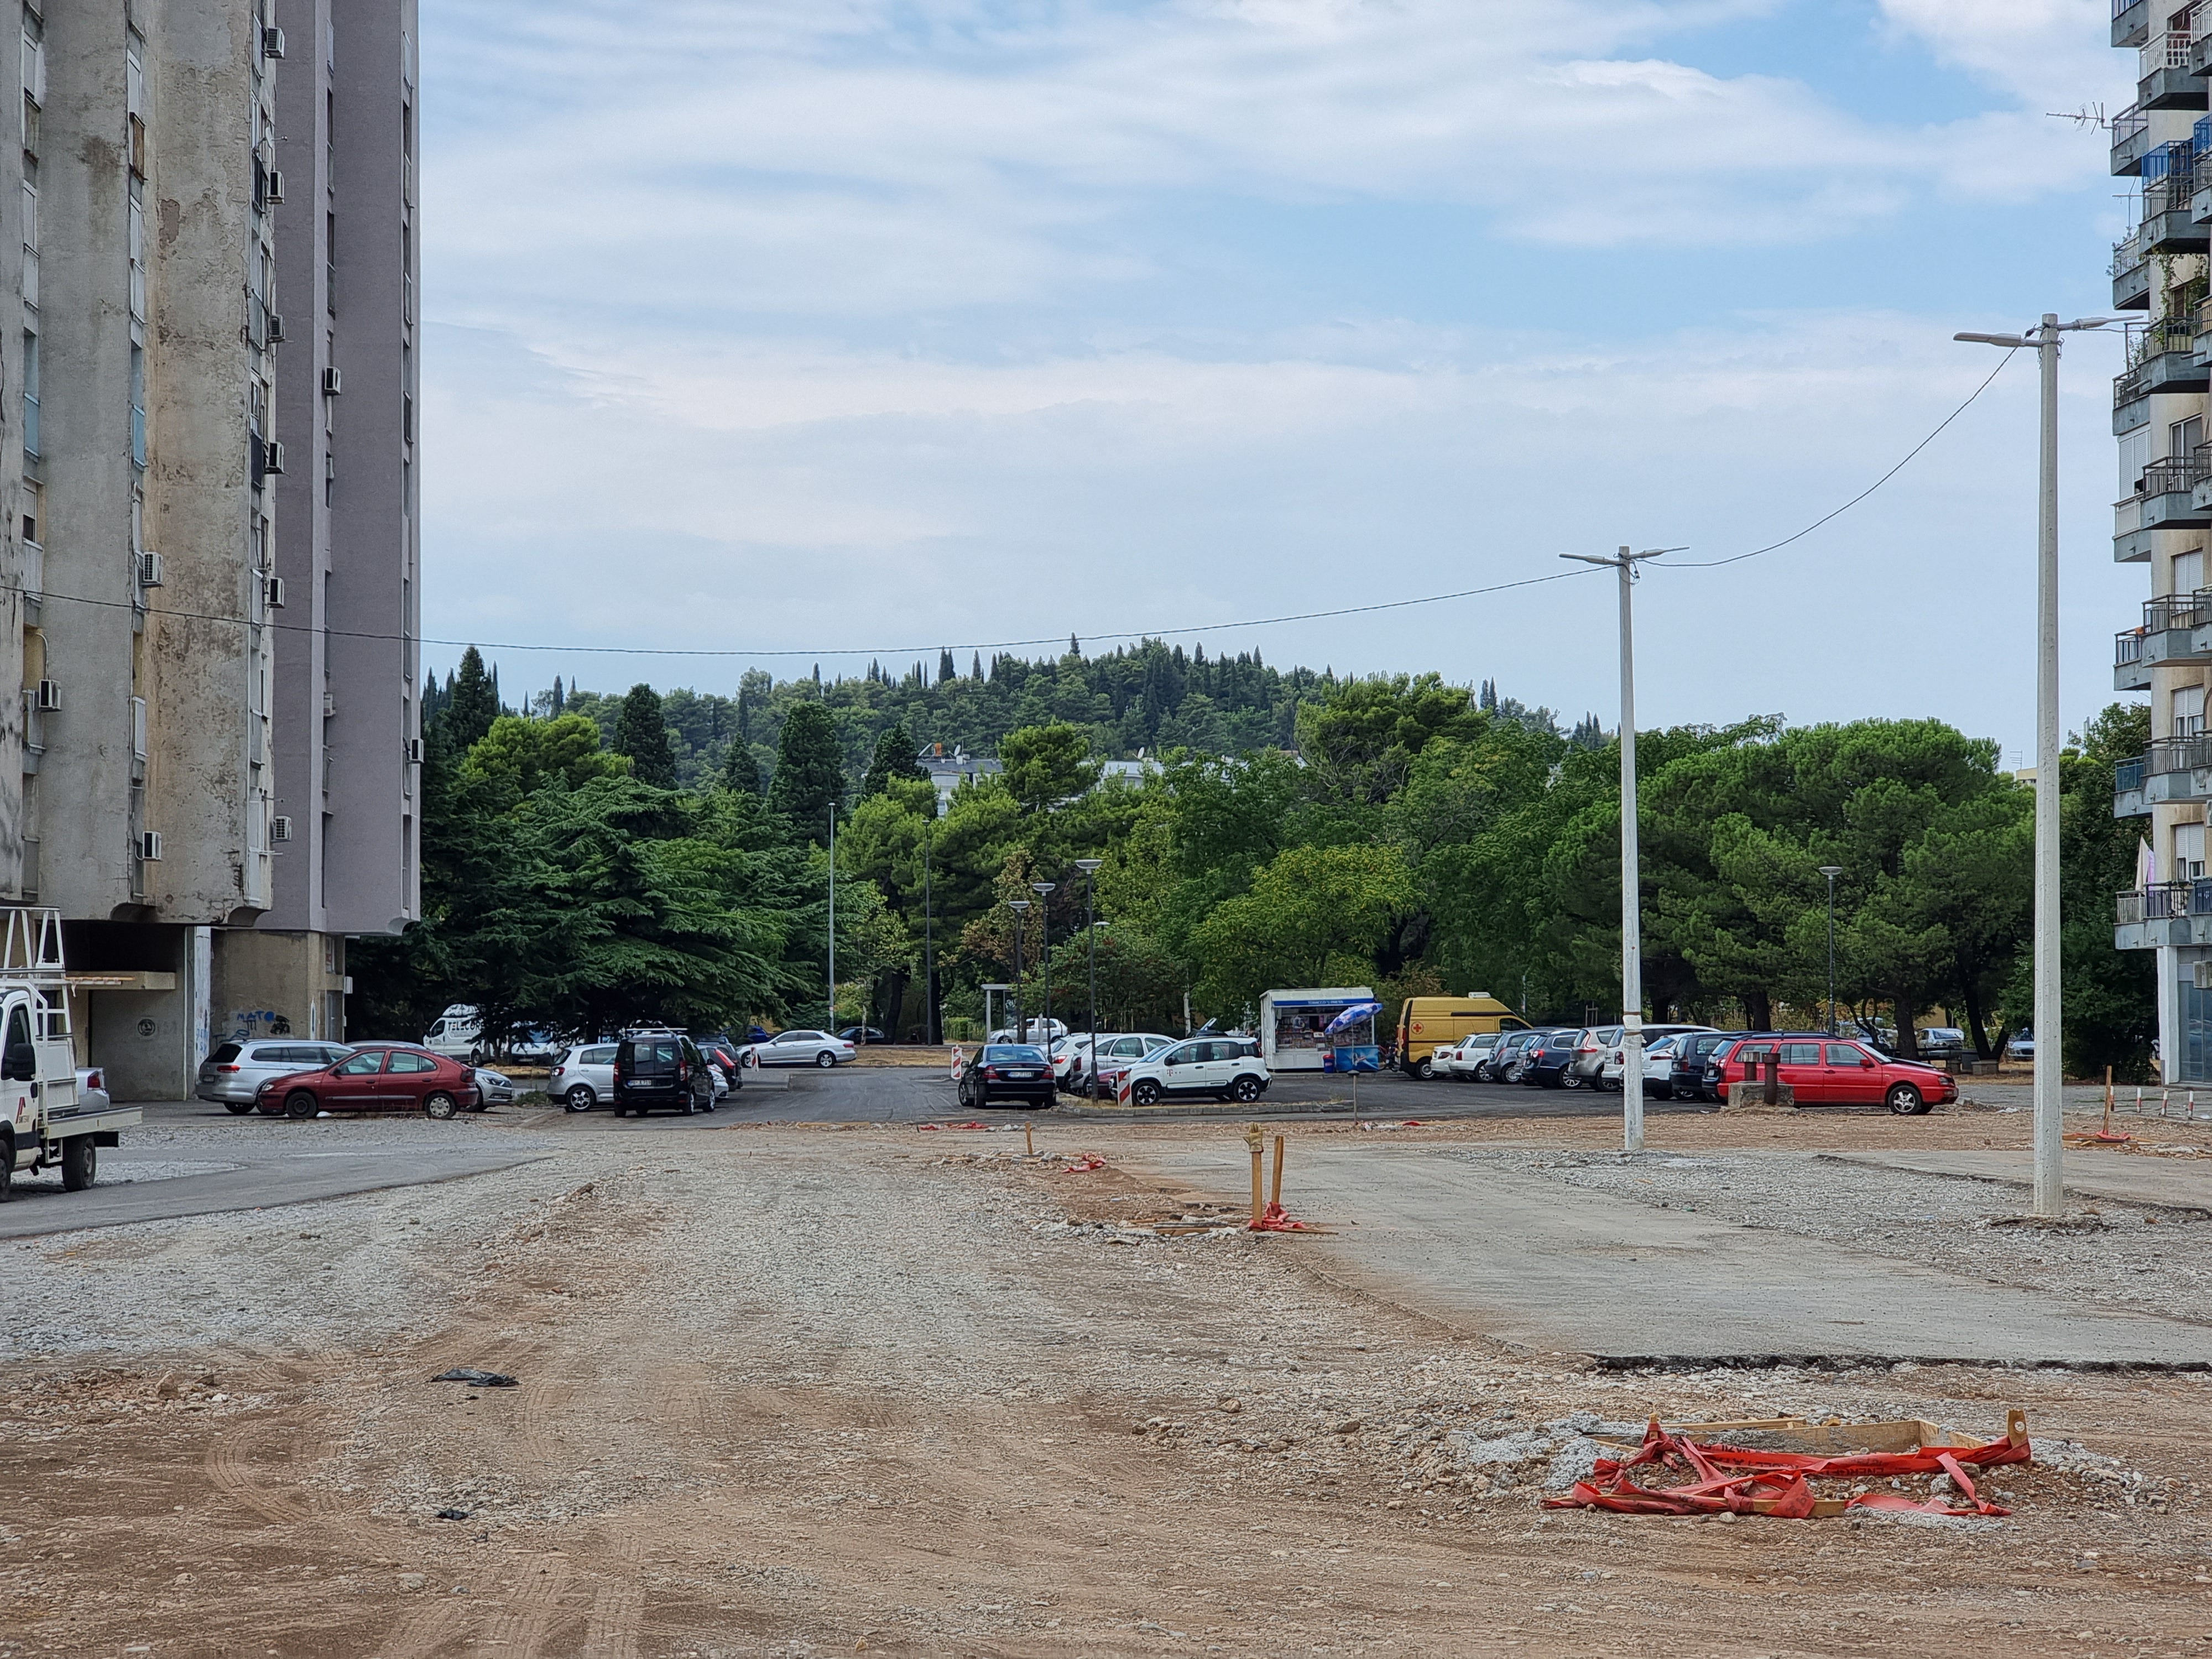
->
3, 1109, 2210, 1657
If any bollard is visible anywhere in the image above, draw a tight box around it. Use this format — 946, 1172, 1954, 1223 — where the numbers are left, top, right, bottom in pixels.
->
1762, 1051, 1780, 1107
2163, 1088, 2172, 1119
1244, 1123, 1266, 1225
1271, 1135, 1286, 1212
1025, 1121, 1035, 1157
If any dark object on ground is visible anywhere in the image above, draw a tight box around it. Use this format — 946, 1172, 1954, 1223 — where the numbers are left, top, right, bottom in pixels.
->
435, 1507, 473, 1521
430, 1367, 518, 1387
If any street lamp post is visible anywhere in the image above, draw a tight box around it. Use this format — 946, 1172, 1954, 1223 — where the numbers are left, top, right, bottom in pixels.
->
1075, 859, 1103, 1094
1008, 900, 1030, 1042
1032, 882, 1057, 1047
827, 806, 837, 1030
1561, 545, 1669, 1153
923, 822, 936, 1045
1819, 865, 1844, 1036
1955, 313, 2118, 1217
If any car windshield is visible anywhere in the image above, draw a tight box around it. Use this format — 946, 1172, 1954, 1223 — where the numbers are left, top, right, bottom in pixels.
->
984, 1045, 1046, 1063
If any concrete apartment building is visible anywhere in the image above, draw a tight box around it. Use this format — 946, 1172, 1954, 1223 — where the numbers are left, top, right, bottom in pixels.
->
0, 0, 417, 1099
2112, 2, 2212, 1083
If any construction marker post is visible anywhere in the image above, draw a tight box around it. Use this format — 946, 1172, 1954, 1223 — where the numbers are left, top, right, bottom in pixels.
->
1244, 1123, 1266, 1226
1271, 1135, 1286, 1212
1025, 1121, 1035, 1157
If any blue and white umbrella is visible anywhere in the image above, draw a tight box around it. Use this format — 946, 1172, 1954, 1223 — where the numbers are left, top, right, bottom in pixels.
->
1322, 1000, 1383, 1039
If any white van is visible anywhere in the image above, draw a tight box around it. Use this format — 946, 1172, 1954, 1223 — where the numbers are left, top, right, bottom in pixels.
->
421, 1004, 485, 1062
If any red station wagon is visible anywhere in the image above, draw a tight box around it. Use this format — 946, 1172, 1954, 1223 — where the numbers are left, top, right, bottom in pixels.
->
254, 1045, 483, 1120
1703, 1034, 1956, 1116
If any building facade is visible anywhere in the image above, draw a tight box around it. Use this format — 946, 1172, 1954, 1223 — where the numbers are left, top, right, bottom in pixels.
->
0, 0, 416, 1099
2113, 1, 2212, 1083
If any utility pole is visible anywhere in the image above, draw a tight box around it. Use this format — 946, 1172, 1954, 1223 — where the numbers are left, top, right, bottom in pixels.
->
1076, 858, 1103, 1094
1032, 881, 1057, 1045
1819, 865, 1844, 1036
1009, 900, 1030, 1042
923, 822, 936, 1045
1956, 313, 2117, 1216
827, 806, 836, 1030
1561, 545, 1667, 1152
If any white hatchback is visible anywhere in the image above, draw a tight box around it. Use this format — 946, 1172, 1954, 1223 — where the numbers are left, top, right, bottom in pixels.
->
1436, 1032, 1503, 1078
550, 1043, 618, 1113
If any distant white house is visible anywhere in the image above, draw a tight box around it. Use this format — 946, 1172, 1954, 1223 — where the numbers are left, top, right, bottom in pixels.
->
916, 743, 1159, 809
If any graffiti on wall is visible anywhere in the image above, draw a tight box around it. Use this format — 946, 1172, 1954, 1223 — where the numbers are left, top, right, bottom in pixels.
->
227, 1008, 293, 1042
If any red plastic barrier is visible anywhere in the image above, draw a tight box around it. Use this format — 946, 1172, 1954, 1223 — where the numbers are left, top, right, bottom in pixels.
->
1545, 1420, 2029, 1520
1249, 1201, 1315, 1232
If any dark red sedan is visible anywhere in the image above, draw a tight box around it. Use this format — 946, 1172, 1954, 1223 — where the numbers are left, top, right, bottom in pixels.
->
255, 1045, 482, 1120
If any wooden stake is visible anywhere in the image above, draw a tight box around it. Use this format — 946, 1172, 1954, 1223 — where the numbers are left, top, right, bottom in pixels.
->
1270, 1134, 1286, 1211
1025, 1121, 1034, 1157
1245, 1123, 1265, 1224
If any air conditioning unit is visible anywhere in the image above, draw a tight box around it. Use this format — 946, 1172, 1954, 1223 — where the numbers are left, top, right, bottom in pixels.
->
137, 550, 163, 587
262, 25, 286, 58
137, 831, 161, 861
34, 680, 59, 712
270, 815, 293, 843
266, 311, 285, 341
264, 440, 285, 474
404, 737, 424, 764
322, 365, 342, 395
265, 171, 285, 206
264, 575, 286, 608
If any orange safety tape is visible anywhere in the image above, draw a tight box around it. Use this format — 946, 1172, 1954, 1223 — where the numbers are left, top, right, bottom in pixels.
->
1545, 1421, 2028, 1520
1063, 1156, 1106, 1173
1249, 1201, 1315, 1232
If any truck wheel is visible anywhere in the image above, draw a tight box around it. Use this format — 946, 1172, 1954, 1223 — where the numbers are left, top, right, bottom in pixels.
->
0, 1133, 12, 1201
565, 1086, 595, 1113
285, 1091, 319, 1120
424, 1092, 459, 1121
61, 1135, 96, 1191
1413, 1056, 1434, 1080
223, 1102, 254, 1116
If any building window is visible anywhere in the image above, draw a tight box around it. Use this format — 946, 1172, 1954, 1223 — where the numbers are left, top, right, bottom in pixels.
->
129, 343, 145, 468
2174, 684, 2206, 739
2179, 549, 2206, 597
22, 326, 37, 458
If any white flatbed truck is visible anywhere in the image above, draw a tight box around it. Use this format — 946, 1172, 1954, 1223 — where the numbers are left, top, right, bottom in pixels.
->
0, 907, 138, 1199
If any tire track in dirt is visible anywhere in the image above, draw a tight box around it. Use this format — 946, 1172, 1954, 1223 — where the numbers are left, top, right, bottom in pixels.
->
479, 1548, 592, 1655
202, 1418, 315, 1527
582, 1531, 648, 1658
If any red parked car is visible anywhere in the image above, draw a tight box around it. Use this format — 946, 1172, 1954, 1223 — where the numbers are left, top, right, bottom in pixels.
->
254, 1045, 482, 1120
1703, 1034, 1957, 1115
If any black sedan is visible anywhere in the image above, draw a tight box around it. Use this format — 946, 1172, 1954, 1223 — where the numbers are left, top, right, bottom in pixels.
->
958, 1043, 1055, 1109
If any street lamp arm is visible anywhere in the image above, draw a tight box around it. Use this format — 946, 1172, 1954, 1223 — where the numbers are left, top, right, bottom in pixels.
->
1954, 331, 2027, 348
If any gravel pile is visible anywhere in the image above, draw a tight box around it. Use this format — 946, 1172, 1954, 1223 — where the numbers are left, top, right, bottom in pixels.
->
1446, 1147, 2212, 1323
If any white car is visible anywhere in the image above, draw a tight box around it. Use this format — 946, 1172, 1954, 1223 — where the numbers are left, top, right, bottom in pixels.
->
743, 1029, 857, 1068
1052, 1031, 1175, 1091
421, 1004, 486, 1062
1437, 1032, 1503, 1078
1599, 1033, 1683, 1097
1114, 1037, 1271, 1107
550, 1042, 618, 1112
1589, 1024, 1714, 1091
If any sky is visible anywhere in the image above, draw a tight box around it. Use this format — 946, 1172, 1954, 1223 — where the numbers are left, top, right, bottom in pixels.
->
418, 0, 2143, 761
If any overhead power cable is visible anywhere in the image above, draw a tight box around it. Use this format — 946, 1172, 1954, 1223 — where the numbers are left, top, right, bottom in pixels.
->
26, 350, 2020, 659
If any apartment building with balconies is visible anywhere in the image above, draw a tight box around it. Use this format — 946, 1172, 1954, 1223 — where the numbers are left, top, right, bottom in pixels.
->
2111, 0, 2212, 1081
228, 0, 421, 1048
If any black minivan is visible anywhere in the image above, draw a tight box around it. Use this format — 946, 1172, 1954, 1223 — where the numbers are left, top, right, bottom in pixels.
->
612, 1031, 716, 1117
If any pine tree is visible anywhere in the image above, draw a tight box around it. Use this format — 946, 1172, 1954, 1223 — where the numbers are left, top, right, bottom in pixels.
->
972, 651, 983, 680
863, 722, 925, 796
613, 683, 679, 788
444, 647, 500, 749
769, 702, 845, 838
721, 741, 762, 795
1068, 633, 1081, 656
939, 650, 956, 684
551, 675, 566, 716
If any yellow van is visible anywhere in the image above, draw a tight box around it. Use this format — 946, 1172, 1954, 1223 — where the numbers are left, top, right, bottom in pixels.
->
1397, 995, 1528, 1079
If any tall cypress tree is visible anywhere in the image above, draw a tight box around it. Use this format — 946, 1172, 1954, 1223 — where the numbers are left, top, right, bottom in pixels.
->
613, 683, 679, 788
445, 647, 500, 749
863, 721, 924, 796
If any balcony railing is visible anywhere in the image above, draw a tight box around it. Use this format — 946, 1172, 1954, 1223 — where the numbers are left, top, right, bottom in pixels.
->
2120, 0, 2143, 15
2119, 757, 2149, 793
2119, 880, 2212, 924
2130, 312, 2200, 367
2136, 735, 2212, 781
2115, 101, 2151, 143
2119, 628, 2147, 667
2114, 225, 2150, 277
2146, 29, 2193, 79
2142, 583, 2212, 632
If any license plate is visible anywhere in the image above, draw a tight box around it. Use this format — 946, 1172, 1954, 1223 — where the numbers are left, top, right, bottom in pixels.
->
1005, 1070, 1036, 1079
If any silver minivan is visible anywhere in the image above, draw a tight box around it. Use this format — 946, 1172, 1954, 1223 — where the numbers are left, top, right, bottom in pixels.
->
550, 1042, 618, 1112
197, 1039, 356, 1113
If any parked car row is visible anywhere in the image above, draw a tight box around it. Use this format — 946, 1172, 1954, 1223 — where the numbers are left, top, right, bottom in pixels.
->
954, 1030, 1271, 1109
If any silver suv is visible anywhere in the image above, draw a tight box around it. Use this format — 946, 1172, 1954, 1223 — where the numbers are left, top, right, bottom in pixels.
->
197, 1039, 356, 1113
550, 1042, 618, 1112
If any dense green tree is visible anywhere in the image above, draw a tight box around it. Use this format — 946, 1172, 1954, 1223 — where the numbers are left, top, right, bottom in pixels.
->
721, 740, 763, 796
770, 702, 847, 837
863, 721, 926, 798
1000, 722, 1103, 812
1188, 843, 1416, 1014
443, 646, 501, 749
613, 684, 678, 788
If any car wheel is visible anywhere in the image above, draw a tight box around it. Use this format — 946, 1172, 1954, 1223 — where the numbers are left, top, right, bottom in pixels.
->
815, 1050, 835, 1068
1886, 1083, 1927, 1117
424, 1092, 459, 1121
1131, 1079, 1162, 1107
60, 1135, 96, 1191
1561, 1071, 1583, 1091
1231, 1075, 1262, 1103
1413, 1056, 1434, 1081
223, 1102, 254, 1116
285, 1090, 319, 1120
565, 1085, 596, 1113
0, 1136, 12, 1202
